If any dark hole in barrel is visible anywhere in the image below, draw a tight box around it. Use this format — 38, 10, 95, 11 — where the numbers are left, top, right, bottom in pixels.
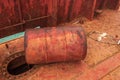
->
7, 55, 34, 75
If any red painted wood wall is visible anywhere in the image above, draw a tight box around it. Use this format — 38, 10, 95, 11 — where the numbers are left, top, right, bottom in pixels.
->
0, 0, 119, 38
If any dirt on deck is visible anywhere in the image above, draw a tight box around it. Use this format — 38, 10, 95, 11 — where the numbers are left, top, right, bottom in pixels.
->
61, 9, 120, 80
0, 9, 120, 80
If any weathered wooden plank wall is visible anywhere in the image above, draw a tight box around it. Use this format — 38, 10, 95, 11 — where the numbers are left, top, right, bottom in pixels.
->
80, 0, 96, 20
0, 0, 22, 38
57, 0, 71, 23
57, 0, 95, 22
95, 0, 120, 10
69, 0, 83, 21
106, 0, 120, 10
0, 0, 119, 38
0, 0, 56, 38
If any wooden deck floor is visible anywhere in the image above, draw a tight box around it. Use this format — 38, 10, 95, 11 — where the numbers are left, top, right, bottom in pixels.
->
0, 9, 120, 80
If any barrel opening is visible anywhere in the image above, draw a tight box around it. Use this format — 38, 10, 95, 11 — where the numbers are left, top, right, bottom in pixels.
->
7, 55, 34, 75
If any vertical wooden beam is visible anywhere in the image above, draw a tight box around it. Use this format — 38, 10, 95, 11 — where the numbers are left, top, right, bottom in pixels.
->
69, 0, 83, 21
106, 0, 120, 10
57, 0, 72, 24
80, 0, 96, 20
47, 0, 58, 26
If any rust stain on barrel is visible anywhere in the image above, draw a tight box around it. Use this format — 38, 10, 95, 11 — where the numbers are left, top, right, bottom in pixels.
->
25, 26, 87, 64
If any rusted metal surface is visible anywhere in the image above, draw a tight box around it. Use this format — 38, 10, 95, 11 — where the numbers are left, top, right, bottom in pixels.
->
57, 0, 95, 22
0, 0, 120, 38
0, 33, 120, 80
25, 26, 87, 64
95, 0, 107, 10
0, 9, 120, 79
106, 0, 120, 10
69, 0, 83, 21
0, 0, 22, 38
0, 0, 56, 38
80, 0, 96, 20
95, 0, 120, 10
0, 0, 20, 28
0, 51, 38, 80
57, 0, 71, 23
0, 37, 120, 80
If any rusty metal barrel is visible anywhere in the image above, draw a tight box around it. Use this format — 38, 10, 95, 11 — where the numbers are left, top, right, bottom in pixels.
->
24, 26, 87, 64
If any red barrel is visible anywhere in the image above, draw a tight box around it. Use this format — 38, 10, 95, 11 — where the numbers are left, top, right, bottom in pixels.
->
25, 26, 87, 64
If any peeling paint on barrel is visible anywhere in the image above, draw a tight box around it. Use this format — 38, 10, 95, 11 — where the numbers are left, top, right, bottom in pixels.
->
25, 26, 87, 64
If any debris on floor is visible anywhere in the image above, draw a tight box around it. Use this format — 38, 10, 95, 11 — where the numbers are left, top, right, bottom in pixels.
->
0, 9, 120, 80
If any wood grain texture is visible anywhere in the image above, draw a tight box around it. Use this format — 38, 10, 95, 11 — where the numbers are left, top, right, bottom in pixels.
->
0, 0, 119, 38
